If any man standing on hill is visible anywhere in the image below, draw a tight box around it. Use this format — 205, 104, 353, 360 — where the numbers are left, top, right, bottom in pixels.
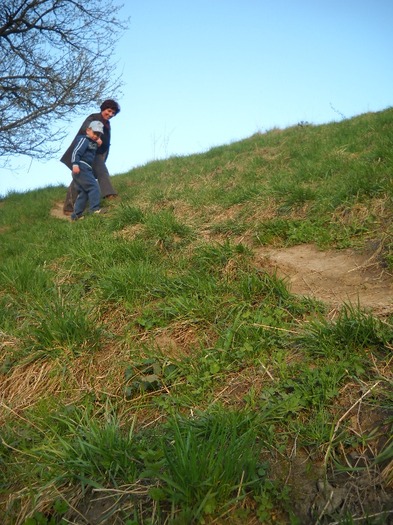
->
61, 99, 121, 215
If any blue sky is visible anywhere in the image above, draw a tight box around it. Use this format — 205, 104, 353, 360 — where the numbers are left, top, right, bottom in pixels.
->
1, 0, 392, 198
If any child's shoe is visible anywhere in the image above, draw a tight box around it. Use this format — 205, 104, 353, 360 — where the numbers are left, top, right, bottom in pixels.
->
71, 213, 84, 221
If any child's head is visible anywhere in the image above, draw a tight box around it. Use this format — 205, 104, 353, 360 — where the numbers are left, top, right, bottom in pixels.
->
86, 120, 104, 141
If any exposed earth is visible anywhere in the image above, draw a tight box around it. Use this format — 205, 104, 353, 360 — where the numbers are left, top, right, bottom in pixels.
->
50, 201, 72, 221
256, 243, 393, 316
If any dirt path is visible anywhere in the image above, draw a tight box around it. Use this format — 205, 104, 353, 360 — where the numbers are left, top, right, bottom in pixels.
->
256, 244, 393, 315
50, 201, 71, 221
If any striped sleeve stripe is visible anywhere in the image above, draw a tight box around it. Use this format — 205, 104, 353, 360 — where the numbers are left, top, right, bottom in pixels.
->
71, 138, 86, 164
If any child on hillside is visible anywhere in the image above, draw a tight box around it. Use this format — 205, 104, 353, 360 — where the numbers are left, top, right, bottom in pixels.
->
70, 121, 106, 221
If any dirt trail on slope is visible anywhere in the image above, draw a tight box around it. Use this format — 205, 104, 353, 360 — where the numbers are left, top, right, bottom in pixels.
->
256, 243, 393, 315
50, 201, 71, 220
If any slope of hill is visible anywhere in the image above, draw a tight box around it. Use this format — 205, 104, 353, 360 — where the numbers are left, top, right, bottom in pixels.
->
1, 108, 393, 524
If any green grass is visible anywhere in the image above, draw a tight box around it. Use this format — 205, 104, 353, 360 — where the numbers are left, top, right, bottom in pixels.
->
1, 108, 393, 524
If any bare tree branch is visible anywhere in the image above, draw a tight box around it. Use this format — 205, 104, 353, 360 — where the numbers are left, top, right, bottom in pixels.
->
0, 0, 128, 163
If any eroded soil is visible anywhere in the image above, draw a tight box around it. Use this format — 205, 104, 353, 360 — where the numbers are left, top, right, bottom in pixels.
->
256, 243, 393, 315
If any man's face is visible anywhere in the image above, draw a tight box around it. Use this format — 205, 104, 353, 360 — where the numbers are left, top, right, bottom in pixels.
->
101, 108, 116, 120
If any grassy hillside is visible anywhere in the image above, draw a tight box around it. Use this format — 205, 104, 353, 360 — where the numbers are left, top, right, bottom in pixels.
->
1, 108, 393, 524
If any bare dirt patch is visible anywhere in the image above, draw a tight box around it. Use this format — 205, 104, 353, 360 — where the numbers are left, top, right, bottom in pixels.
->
256, 243, 393, 315
50, 200, 71, 220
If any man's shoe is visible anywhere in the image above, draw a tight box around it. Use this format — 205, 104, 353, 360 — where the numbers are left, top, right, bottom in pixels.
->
93, 208, 107, 215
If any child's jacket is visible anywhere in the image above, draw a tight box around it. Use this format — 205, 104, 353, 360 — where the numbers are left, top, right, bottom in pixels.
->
61, 113, 110, 170
71, 135, 99, 169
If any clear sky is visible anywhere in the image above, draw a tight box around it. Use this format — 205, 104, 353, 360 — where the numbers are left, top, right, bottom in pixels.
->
1, 0, 392, 198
